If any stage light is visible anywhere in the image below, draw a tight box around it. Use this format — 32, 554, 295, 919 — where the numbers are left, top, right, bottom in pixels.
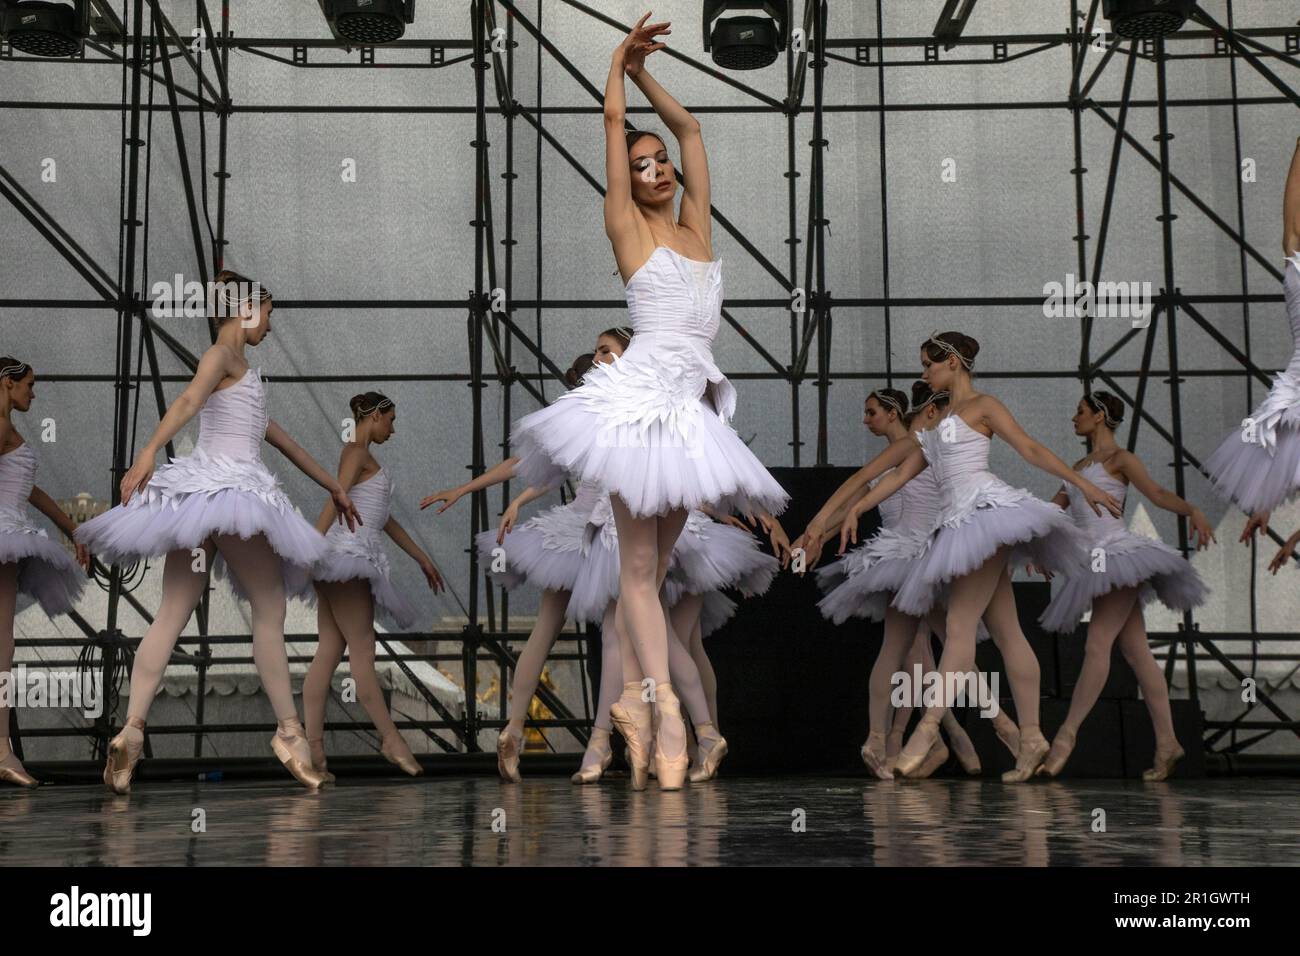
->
318, 0, 415, 47
0, 0, 88, 58
702, 1, 790, 71
1102, 0, 1193, 39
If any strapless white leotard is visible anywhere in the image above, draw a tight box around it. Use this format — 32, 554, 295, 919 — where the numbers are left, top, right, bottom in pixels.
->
509, 246, 789, 519
0, 443, 85, 616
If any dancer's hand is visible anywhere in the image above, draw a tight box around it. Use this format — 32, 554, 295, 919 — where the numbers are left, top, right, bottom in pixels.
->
620, 11, 670, 74
1027, 563, 1053, 582
1079, 478, 1122, 518
764, 518, 793, 568
332, 487, 362, 531
119, 454, 155, 505
75, 541, 91, 571
1268, 532, 1300, 574
1241, 511, 1270, 543
1189, 508, 1216, 550
837, 505, 864, 554
420, 557, 446, 593
496, 501, 522, 543
420, 486, 463, 512
716, 513, 748, 530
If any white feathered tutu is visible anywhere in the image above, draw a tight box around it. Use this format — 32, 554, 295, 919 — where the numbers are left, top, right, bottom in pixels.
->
477, 480, 604, 600
75, 368, 326, 592
892, 417, 1086, 617
510, 247, 789, 519
291, 468, 419, 630
1039, 463, 1207, 633
1204, 255, 1300, 514
0, 445, 85, 616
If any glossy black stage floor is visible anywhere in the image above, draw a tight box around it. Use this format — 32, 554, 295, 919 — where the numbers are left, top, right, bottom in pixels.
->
3, 773, 1297, 866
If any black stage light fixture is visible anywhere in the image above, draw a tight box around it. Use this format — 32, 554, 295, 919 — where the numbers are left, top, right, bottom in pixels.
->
0, 0, 89, 58
318, 0, 415, 47
1102, 0, 1193, 39
703, 1, 790, 71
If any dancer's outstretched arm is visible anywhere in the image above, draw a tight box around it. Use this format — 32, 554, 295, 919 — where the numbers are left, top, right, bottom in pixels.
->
792, 437, 918, 567
836, 447, 929, 555
119, 345, 235, 503
266, 421, 358, 530
1112, 450, 1215, 549
384, 517, 445, 593
1284, 135, 1300, 258
420, 456, 520, 512
28, 485, 89, 568
979, 396, 1121, 517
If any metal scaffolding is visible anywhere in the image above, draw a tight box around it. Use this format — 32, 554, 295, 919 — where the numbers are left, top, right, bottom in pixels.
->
2, 1, 1299, 770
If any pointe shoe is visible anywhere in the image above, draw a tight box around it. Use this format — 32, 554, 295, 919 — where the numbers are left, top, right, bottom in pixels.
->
381, 734, 424, 777
652, 684, 690, 791
271, 719, 330, 790
860, 732, 893, 781
496, 728, 523, 783
0, 750, 39, 789
895, 717, 942, 778
307, 737, 336, 784
688, 724, 729, 783
907, 739, 951, 780
1036, 730, 1076, 778
941, 713, 981, 775
1002, 727, 1050, 783
609, 683, 653, 791
103, 717, 146, 795
1142, 744, 1185, 782
571, 729, 614, 784
993, 713, 1021, 758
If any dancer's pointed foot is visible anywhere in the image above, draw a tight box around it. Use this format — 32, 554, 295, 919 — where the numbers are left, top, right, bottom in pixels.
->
1036, 729, 1076, 778
992, 710, 1020, 757
941, 712, 981, 774
1002, 726, 1050, 783
688, 723, 729, 783
571, 727, 614, 784
0, 747, 39, 789
496, 727, 523, 783
610, 683, 653, 791
907, 739, 951, 779
272, 718, 330, 790
896, 716, 942, 778
652, 683, 689, 791
382, 733, 424, 777
103, 716, 146, 795
1142, 742, 1185, 782
307, 737, 336, 784
860, 731, 893, 780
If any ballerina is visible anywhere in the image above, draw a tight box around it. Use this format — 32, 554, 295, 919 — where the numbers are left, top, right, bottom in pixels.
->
1037, 391, 1212, 780
837, 332, 1121, 781
0, 356, 90, 787
792, 383, 1012, 779
300, 391, 445, 781
75, 270, 360, 793
1206, 136, 1300, 532
506, 14, 788, 789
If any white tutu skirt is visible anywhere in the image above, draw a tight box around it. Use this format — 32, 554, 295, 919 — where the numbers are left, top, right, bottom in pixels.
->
75, 451, 326, 596
510, 350, 789, 519
475, 495, 596, 596
815, 528, 928, 624
0, 517, 86, 616
1039, 534, 1207, 633
289, 545, 420, 631
698, 590, 738, 637
1204, 402, 1300, 515
893, 494, 1085, 617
